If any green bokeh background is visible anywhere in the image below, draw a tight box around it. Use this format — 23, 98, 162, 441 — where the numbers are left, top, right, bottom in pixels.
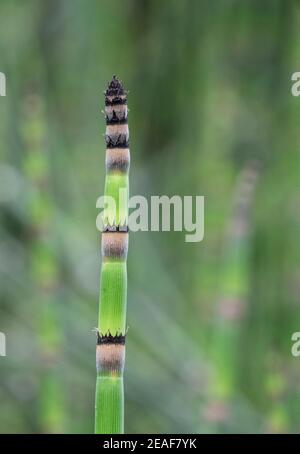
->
0, 0, 300, 434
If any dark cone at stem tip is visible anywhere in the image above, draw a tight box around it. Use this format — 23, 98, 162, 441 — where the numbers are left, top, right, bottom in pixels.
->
104, 76, 127, 106
105, 75, 126, 97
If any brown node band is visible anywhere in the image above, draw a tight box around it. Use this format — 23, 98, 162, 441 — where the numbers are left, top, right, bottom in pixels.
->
106, 148, 130, 172
105, 104, 127, 116
102, 231, 128, 261
106, 123, 129, 137
96, 343, 125, 375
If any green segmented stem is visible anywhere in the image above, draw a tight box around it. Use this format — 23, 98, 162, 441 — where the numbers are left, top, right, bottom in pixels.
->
95, 376, 124, 433
95, 76, 130, 434
103, 174, 129, 227
99, 262, 127, 335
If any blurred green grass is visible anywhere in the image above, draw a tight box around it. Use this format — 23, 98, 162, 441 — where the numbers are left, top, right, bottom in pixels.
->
0, 0, 300, 434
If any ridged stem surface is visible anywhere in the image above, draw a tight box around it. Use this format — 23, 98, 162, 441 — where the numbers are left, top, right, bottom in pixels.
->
95, 76, 129, 434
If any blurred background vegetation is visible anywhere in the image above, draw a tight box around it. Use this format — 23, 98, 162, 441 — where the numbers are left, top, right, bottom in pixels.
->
0, 0, 300, 434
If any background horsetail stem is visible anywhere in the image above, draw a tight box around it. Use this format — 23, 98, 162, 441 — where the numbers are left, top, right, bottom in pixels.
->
21, 92, 65, 433
95, 76, 130, 434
